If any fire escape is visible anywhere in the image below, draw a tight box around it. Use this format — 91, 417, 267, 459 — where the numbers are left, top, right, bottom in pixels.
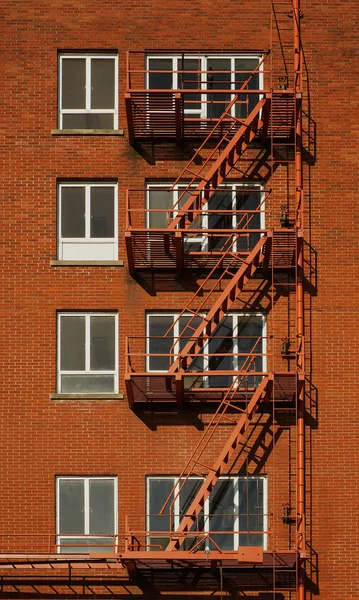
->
123, 1, 306, 597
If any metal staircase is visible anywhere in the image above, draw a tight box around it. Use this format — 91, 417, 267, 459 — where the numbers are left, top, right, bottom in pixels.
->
162, 374, 271, 550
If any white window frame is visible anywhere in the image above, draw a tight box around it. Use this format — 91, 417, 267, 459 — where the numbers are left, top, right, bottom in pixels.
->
146, 54, 263, 119
146, 182, 265, 250
57, 312, 118, 394
146, 475, 268, 551
58, 182, 118, 260
146, 312, 266, 385
56, 476, 118, 553
59, 54, 118, 129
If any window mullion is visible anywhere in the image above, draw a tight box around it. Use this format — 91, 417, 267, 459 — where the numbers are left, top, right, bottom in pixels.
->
86, 57, 91, 110
233, 477, 239, 551
85, 315, 91, 373
174, 478, 180, 530
85, 185, 91, 239
84, 478, 90, 535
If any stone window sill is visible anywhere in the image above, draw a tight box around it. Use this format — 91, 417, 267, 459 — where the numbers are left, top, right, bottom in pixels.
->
50, 393, 124, 400
51, 129, 124, 136
50, 260, 124, 267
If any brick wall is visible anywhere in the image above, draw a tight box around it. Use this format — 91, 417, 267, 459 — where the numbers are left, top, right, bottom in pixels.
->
2, 0, 358, 598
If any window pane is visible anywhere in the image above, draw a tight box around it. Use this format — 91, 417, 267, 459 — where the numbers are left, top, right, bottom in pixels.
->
235, 189, 261, 250
59, 479, 84, 534
60, 316, 85, 371
209, 479, 235, 550
208, 317, 234, 387
148, 59, 173, 89
179, 478, 204, 549
59, 536, 113, 554
238, 478, 264, 546
91, 59, 115, 109
62, 113, 114, 129
208, 189, 233, 251
61, 187, 85, 238
148, 316, 173, 371
62, 59, 86, 109
89, 479, 114, 534
178, 59, 201, 110
207, 59, 231, 119
61, 375, 114, 393
90, 187, 115, 238
90, 316, 116, 370
148, 478, 173, 532
148, 189, 173, 228
235, 59, 259, 118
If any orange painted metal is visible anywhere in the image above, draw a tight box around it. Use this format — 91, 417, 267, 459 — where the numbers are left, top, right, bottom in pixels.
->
237, 546, 263, 563
164, 376, 270, 551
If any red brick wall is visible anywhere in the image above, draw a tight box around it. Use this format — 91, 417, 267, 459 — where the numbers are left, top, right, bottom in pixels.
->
2, 0, 358, 598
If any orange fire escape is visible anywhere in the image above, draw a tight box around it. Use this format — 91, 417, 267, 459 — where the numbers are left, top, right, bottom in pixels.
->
123, 0, 306, 597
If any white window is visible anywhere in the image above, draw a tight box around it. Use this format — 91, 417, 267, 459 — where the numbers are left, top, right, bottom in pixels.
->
57, 313, 118, 394
146, 312, 266, 389
146, 55, 262, 120
147, 475, 267, 551
58, 182, 118, 260
146, 182, 264, 252
56, 476, 118, 554
59, 54, 118, 129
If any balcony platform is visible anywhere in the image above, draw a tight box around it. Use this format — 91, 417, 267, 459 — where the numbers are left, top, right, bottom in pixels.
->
126, 229, 298, 274
125, 372, 298, 409
125, 90, 295, 145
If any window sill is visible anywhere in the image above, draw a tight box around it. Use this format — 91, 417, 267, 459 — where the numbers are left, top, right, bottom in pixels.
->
51, 129, 124, 136
50, 260, 124, 267
50, 393, 124, 400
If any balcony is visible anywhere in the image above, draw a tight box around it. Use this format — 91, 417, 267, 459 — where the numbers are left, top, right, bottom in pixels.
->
125, 188, 298, 273
125, 51, 296, 144
125, 334, 298, 408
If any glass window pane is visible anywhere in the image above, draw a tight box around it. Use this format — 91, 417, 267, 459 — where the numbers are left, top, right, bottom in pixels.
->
59, 479, 84, 534
235, 59, 260, 118
90, 187, 115, 238
148, 189, 173, 228
148, 59, 173, 89
60, 316, 85, 371
91, 59, 115, 109
180, 478, 204, 549
207, 59, 231, 119
148, 316, 174, 371
62, 113, 114, 129
208, 317, 234, 387
148, 478, 173, 532
89, 479, 114, 534
61, 375, 114, 393
209, 479, 235, 550
238, 478, 264, 546
61, 187, 85, 238
235, 189, 261, 251
62, 58, 86, 109
90, 316, 116, 371
178, 59, 201, 110
59, 536, 113, 554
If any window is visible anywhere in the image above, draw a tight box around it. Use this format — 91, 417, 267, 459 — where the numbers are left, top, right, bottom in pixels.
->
56, 476, 117, 553
58, 182, 118, 260
57, 313, 118, 393
147, 475, 267, 551
146, 182, 264, 252
146, 312, 265, 388
59, 54, 118, 129
146, 55, 262, 120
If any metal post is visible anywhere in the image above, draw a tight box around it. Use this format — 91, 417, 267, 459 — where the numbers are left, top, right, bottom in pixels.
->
293, 0, 305, 599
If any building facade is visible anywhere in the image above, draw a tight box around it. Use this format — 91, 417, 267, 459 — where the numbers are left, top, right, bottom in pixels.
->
2, 0, 358, 598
